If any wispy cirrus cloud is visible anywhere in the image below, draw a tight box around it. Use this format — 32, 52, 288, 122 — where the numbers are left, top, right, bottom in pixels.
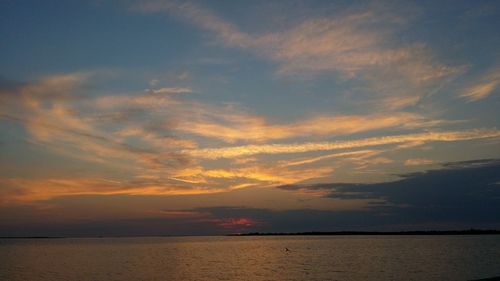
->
2, 72, 499, 204
0, 177, 222, 203
279, 150, 381, 167
138, 1, 252, 48
176, 112, 444, 143
184, 129, 500, 159
460, 68, 500, 102
0, 74, 204, 199
146, 87, 193, 95
0, 73, 355, 201
198, 165, 333, 185
137, 0, 462, 109
404, 158, 435, 166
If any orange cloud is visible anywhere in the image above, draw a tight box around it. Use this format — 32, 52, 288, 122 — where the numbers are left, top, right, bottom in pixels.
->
280, 150, 381, 167
0, 178, 223, 203
201, 166, 333, 184
404, 158, 435, 166
460, 68, 500, 102
185, 129, 500, 159
177, 112, 443, 143
137, 1, 461, 110
2, 72, 497, 206
0, 74, 200, 184
195, 217, 262, 229
153, 210, 210, 218
217, 217, 259, 229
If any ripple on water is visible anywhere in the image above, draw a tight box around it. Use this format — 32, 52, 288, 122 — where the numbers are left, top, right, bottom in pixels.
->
1, 235, 500, 281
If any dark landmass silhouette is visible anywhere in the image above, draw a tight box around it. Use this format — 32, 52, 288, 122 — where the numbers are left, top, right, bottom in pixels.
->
229, 229, 500, 236
2, 229, 500, 239
0, 236, 66, 239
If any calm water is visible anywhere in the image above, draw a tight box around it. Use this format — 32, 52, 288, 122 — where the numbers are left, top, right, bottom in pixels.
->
1, 235, 500, 281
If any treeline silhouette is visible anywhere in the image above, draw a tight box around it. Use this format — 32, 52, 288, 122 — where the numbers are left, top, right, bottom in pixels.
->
229, 229, 500, 236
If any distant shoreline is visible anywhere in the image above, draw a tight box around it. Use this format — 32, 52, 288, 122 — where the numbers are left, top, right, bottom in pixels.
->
2, 229, 500, 239
228, 229, 500, 236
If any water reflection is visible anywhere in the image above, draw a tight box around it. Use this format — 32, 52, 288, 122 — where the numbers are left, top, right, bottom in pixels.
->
1, 235, 500, 280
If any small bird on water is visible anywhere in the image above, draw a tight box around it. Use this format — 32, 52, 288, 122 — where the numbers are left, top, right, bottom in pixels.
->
285, 247, 290, 252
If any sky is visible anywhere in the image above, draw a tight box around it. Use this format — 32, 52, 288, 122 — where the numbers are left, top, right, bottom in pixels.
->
1, 0, 500, 237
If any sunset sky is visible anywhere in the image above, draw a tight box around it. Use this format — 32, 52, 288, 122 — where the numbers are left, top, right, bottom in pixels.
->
1, 0, 500, 236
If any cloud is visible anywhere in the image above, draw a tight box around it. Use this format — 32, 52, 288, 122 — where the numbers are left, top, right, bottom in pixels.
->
0, 205, 267, 236
200, 166, 333, 185
154, 210, 209, 218
460, 68, 500, 102
138, 1, 252, 48
0, 74, 206, 200
7, 190, 499, 237
0, 177, 223, 203
259, 18, 455, 84
278, 158, 500, 225
139, 2, 428, 76
404, 158, 435, 166
146, 87, 193, 95
0, 73, 89, 101
181, 112, 450, 143
184, 129, 500, 159
2, 72, 500, 204
176, 112, 444, 143
3, 157, 500, 235
1, 73, 358, 200
164, 161, 335, 186
137, 1, 462, 109
279, 150, 381, 167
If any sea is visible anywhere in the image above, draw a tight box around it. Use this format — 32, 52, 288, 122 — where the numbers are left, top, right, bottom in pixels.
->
1, 235, 499, 281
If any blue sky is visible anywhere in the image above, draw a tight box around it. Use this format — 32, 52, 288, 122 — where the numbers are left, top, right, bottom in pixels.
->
1, 0, 500, 236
